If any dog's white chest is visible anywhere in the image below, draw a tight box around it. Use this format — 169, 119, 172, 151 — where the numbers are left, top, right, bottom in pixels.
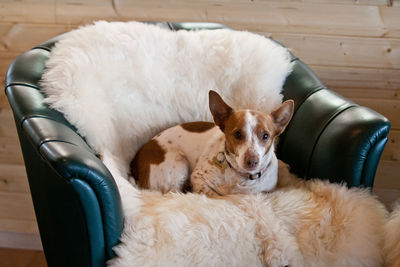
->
191, 136, 279, 195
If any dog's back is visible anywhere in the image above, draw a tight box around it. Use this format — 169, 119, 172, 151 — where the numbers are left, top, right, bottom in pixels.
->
131, 122, 219, 193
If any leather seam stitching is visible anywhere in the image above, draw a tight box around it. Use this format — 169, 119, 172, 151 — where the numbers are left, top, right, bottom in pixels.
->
289, 86, 325, 120
32, 46, 51, 52
5, 82, 40, 90
305, 104, 357, 179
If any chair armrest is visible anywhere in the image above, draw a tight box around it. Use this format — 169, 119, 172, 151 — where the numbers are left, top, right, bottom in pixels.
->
5, 47, 124, 267
278, 59, 390, 187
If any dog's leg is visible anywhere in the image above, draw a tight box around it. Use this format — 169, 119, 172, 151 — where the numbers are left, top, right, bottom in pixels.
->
191, 169, 221, 197
132, 140, 190, 193
191, 165, 234, 197
150, 148, 190, 193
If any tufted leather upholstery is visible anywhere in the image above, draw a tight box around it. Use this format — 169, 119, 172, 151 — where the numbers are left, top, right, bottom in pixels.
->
279, 57, 390, 187
6, 35, 124, 267
5, 22, 390, 266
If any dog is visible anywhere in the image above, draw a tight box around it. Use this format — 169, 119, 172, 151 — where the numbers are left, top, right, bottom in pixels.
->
131, 90, 294, 196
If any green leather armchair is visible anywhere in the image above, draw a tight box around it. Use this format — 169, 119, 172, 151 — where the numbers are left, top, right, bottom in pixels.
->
5, 22, 390, 267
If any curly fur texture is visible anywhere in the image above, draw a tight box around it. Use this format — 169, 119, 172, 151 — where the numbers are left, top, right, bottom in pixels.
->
384, 203, 400, 266
105, 154, 389, 267
41, 21, 399, 266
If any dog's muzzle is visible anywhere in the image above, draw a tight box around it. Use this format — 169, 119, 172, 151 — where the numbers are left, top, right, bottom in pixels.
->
218, 151, 265, 180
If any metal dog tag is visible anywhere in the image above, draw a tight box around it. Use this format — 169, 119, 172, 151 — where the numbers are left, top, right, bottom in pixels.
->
210, 152, 227, 173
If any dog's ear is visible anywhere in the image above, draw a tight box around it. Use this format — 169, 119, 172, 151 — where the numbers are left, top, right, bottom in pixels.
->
271, 100, 294, 136
209, 90, 234, 131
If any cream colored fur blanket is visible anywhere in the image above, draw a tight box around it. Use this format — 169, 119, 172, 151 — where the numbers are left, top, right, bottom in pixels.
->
105, 154, 394, 267
42, 21, 291, 175
41, 21, 399, 266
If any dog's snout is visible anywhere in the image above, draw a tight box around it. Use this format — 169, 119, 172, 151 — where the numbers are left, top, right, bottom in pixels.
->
245, 155, 259, 169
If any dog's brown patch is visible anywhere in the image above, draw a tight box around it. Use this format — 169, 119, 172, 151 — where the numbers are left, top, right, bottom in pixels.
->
180, 121, 215, 133
223, 111, 247, 155
131, 139, 166, 188
223, 110, 278, 161
270, 100, 294, 135
209, 90, 234, 131
249, 111, 276, 138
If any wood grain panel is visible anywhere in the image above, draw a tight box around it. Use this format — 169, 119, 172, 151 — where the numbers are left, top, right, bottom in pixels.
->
270, 33, 400, 69
114, 1, 400, 37
0, 23, 13, 40
375, 160, 400, 190
354, 98, 400, 129
0, 247, 45, 265
373, 188, 400, 210
382, 130, 400, 161
0, 1, 398, 37
0, 0, 55, 24
0, 231, 42, 250
0, 51, 20, 83
334, 88, 400, 101
55, 0, 117, 25
0, 108, 18, 137
0, 219, 38, 234
0, 164, 29, 193
0, 136, 24, 165
283, 0, 390, 5
311, 65, 400, 91
0, 192, 36, 221
1, 23, 70, 53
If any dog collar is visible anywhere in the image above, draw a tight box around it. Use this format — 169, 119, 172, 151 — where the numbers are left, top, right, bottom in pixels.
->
216, 151, 266, 180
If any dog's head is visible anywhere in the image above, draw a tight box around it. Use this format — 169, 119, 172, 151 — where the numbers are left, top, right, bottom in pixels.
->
209, 90, 294, 176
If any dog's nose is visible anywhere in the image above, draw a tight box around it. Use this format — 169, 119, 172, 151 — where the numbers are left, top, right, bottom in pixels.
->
246, 157, 258, 168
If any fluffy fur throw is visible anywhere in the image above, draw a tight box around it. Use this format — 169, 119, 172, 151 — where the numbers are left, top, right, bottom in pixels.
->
41, 21, 399, 266
104, 156, 393, 267
42, 21, 292, 175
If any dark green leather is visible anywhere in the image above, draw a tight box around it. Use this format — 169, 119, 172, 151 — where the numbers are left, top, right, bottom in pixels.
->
278, 58, 390, 187
6, 42, 124, 266
4, 22, 390, 266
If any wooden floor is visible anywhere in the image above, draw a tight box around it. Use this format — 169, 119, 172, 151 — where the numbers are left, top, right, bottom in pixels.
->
0, 247, 46, 267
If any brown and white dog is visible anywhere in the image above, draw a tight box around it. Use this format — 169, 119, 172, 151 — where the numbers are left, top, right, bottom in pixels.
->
131, 90, 294, 196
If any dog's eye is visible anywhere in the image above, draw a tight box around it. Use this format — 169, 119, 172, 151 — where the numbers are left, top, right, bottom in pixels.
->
262, 133, 269, 140
234, 131, 242, 140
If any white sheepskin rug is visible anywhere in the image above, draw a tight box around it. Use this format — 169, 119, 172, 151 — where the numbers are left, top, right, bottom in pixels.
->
41, 21, 398, 266
42, 21, 291, 175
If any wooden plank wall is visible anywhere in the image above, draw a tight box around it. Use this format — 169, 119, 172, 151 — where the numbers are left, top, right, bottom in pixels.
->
0, 0, 399, 249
